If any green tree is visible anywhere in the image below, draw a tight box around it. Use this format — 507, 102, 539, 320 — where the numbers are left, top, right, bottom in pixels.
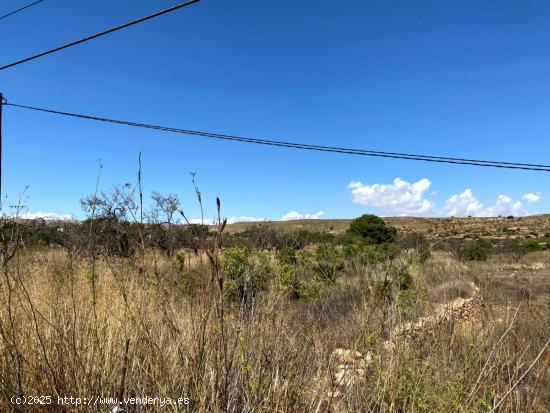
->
347, 214, 397, 244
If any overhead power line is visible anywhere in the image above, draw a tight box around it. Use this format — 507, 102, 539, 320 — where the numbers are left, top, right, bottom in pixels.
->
4, 101, 550, 172
0, 0, 44, 22
0, 0, 200, 71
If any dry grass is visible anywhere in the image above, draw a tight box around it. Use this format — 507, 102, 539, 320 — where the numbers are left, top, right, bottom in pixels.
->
0, 244, 548, 412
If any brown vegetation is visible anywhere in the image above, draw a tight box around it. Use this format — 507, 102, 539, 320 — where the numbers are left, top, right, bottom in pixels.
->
0, 187, 548, 412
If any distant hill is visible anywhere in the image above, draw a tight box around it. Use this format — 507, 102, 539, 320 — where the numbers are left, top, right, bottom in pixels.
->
225, 215, 550, 241
12, 214, 550, 242
224, 219, 352, 234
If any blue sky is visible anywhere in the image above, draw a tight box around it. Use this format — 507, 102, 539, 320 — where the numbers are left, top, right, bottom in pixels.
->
1, 0, 549, 221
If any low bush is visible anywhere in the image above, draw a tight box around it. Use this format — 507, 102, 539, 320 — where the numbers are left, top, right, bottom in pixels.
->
523, 238, 544, 252
343, 242, 397, 267
501, 238, 527, 262
463, 239, 492, 261
173, 250, 204, 295
276, 244, 298, 265
222, 247, 270, 304
276, 262, 318, 300
308, 243, 344, 283
399, 232, 431, 263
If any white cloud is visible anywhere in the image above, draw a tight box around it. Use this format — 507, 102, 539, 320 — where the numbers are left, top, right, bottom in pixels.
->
226, 216, 266, 224
347, 178, 434, 216
485, 195, 523, 217
282, 210, 325, 220
442, 191, 524, 217
192, 212, 325, 223
522, 193, 541, 204
18, 211, 74, 221
188, 216, 265, 225
441, 189, 484, 217
188, 218, 214, 225
348, 178, 541, 217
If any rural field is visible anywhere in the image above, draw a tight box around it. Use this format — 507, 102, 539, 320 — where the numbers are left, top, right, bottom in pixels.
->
0, 192, 549, 412
2, 1, 550, 412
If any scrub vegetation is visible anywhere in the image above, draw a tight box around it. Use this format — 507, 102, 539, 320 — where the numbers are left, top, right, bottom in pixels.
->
0, 177, 548, 412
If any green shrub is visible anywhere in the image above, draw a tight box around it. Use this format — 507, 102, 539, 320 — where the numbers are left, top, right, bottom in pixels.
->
295, 281, 321, 300
399, 232, 431, 263
522, 239, 544, 252
249, 250, 273, 288
222, 247, 269, 303
222, 247, 249, 303
396, 285, 427, 319
463, 240, 492, 261
276, 257, 321, 300
292, 229, 335, 247
173, 251, 204, 295
222, 247, 249, 279
364, 242, 398, 264
396, 265, 413, 291
343, 242, 397, 266
179, 270, 204, 296
343, 242, 361, 260
501, 238, 527, 262
173, 250, 187, 271
276, 245, 298, 265
308, 243, 344, 283
277, 263, 296, 292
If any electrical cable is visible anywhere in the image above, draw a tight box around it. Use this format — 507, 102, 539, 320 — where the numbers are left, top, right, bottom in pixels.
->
4, 101, 550, 172
0, 0, 200, 71
0, 0, 43, 22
